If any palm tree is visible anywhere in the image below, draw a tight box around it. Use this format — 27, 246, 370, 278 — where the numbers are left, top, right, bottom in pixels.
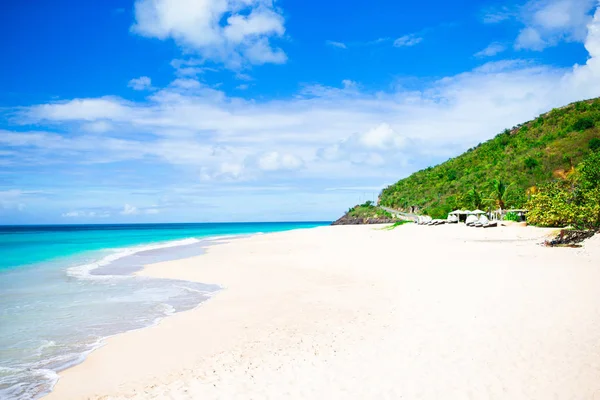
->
467, 186, 484, 210
490, 179, 509, 210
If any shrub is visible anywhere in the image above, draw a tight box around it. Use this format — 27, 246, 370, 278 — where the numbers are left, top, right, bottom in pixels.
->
589, 138, 600, 152
504, 211, 519, 221
579, 151, 600, 189
526, 152, 600, 229
524, 157, 539, 170
572, 117, 595, 131
447, 169, 458, 181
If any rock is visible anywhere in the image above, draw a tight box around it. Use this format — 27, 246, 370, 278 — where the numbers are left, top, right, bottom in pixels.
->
544, 229, 596, 247
331, 215, 396, 225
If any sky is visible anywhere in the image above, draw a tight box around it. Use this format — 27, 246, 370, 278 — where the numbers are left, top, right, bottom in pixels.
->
1, 0, 600, 224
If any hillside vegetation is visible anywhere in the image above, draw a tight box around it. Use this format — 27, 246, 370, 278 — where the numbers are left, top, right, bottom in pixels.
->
332, 201, 398, 225
378, 98, 600, 220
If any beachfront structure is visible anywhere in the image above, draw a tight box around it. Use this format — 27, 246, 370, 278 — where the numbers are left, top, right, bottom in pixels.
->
449, 209, 470, 223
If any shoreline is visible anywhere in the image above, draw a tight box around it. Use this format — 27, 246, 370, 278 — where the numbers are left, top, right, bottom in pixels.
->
45, 224, 600, 399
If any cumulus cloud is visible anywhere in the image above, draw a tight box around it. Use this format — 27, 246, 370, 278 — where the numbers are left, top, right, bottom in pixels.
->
317, 123, 409, 166
490, 0, 597, 51
131, 0, 286, 67
128, 76, 153, 90
393, 34, 423, 47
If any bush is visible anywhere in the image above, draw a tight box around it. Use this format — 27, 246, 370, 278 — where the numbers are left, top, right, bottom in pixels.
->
524, 157, 539, 170
572, 117, 595, 131
589, 138, 600, 152
526, 152, 600, 229
504, 211, 519, 221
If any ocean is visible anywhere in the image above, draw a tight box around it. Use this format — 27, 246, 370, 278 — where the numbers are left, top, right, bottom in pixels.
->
0, 222, 327, 399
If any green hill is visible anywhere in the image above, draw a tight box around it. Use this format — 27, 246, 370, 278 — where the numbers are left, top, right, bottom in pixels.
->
378, 98, 600, 219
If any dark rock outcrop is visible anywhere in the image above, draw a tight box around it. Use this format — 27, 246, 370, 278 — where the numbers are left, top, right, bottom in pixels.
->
331, 215, 396, 225
544, 229, 596, 247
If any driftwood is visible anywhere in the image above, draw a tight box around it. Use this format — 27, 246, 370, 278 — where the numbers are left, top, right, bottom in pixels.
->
544, 229, 596, 247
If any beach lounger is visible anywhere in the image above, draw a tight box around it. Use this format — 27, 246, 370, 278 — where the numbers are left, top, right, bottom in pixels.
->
465, 215, 478, 226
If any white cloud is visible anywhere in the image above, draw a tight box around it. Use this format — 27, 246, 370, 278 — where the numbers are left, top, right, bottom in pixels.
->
393, 34, 423, 47
507, 0, 596, 50
128, 76, 153, 90
326, 40, 347, 49
62, 210, 111, 218
475, 42, 507, 57
482, 6, 516, 23
131, 0, 286, 68
82, 120, 113, 133
342, 79, 357, 89
257, 151, 304, 171
317, 123, 409, 166
7, 4, 600, 199
358, 123, 407, 150
118, 204, 161, 215
516, 27, 547, 50
121, 204, 139, 215
236, 84, 250, 90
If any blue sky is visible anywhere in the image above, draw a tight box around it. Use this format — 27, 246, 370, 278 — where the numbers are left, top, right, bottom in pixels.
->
1, 0, 600, 224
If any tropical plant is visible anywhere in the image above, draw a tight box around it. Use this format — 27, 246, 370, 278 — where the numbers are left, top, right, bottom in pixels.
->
504, 211, 519, 222
489, 179, 509, 210
589, 137, 600, 152
466, 186, 485, 210
526, 151, 600, 229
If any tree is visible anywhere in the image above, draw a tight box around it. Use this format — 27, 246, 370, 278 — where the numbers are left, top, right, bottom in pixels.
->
572, 117, 594, 131
589, 138, 600, 152
466, 186, 484, 210
489, 179, 509, 210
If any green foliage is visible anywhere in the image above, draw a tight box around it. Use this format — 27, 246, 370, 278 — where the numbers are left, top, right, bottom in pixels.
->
466, 186, 485, 210
378, 98, 600, 215
490, 179, 509, 210
524, 156, 539, 170
504, 211, 519, 222
380, 220, 413, 230
578, 151, 600, 189
346, 202, 393, 219
590, 137, 600, 152
526, 152, 600, 229
572, 117, 595, 131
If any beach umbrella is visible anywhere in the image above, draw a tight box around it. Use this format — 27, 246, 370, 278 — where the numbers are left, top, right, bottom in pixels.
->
449, 209, 463, 215
471, 209, 486, 215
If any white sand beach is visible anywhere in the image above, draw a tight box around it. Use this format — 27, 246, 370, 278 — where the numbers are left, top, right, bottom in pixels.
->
45, 224, 600, 400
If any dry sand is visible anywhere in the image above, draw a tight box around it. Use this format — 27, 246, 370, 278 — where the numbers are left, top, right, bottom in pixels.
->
45, 224, 600, 400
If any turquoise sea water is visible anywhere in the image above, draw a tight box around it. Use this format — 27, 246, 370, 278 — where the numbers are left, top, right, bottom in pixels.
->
0, 222, 327, 399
